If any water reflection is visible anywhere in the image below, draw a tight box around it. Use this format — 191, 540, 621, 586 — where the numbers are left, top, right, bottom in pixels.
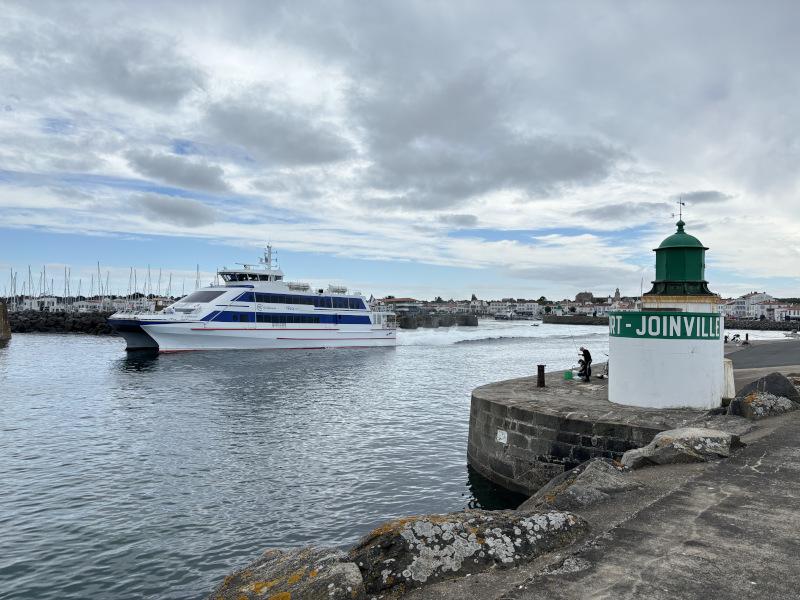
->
465, 466, 527, 510
116, 349, 160, 372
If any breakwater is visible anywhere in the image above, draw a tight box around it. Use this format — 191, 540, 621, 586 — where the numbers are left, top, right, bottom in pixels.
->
543, 314, 799, 331
542, 315, 608, 326
9, 310, 114, 335
0, 301, 10, 345
398, 313, 478, 329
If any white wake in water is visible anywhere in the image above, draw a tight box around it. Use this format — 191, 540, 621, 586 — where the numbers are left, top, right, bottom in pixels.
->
396, 320, 607, 346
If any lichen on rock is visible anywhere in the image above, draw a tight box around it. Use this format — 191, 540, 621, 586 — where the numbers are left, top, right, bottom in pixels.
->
621, 427, 743, 469
728, 390, 797, 420
205, 546, 365, 600
735, 372, 800, 405
347, 509, 587, 594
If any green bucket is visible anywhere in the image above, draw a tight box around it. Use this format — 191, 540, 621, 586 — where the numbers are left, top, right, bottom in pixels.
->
563, 370, 574, 380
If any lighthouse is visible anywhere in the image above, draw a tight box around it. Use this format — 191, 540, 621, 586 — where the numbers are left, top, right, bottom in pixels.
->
608, 219, 724, 409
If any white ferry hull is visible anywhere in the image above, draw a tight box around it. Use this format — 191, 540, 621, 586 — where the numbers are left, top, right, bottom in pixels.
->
143, 323, 396, 352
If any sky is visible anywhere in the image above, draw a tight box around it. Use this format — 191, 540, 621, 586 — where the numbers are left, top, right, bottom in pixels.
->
0, 0, 798, 300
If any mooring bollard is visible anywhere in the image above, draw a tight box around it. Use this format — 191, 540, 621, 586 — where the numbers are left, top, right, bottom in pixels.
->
537, 364, 546, 387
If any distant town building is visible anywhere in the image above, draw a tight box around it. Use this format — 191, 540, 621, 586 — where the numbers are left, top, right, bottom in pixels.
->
380, 297, 422, 314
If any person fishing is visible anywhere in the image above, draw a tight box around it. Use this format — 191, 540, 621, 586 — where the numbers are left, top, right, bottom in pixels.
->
579, 346, 592, 381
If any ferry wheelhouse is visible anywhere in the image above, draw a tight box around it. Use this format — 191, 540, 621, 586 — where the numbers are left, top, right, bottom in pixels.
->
108, 247, 397, 352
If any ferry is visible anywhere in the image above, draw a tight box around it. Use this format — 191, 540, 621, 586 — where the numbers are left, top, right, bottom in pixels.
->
108, 247, 397, 352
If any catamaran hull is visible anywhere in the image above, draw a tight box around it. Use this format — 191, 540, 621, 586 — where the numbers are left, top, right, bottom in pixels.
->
141, 323, 397, 352
108, 318, 159, 350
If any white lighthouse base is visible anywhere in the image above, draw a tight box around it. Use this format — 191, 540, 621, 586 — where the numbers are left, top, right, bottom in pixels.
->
609, 335, 725, 409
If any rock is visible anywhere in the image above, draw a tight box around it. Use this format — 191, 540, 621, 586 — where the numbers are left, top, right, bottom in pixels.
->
205, 547, 365, 600
621, 427, 742, 469
736, 372, 800, 405
347, 509, 587, 594
728, 391, 797, 420
518, 458, 643, 512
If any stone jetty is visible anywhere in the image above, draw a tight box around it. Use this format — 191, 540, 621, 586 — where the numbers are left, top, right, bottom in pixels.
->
0, 301, 11, 346
398, 313, 478, 329
8, 310, 114, 335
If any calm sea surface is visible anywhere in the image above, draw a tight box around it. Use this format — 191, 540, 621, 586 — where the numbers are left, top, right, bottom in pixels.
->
1, 322, 609, 599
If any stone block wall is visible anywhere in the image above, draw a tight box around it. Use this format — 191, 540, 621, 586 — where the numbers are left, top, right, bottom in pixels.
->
467, 394, 663, 496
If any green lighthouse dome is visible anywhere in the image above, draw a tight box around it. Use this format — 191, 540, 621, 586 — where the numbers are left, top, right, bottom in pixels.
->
657, 220, 705, 249
645, 219, 715, 296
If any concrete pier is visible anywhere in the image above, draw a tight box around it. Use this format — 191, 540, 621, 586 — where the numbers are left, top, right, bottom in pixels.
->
467, 370, 707, 495
0, 301, 10, 346
468, 339, 800, 496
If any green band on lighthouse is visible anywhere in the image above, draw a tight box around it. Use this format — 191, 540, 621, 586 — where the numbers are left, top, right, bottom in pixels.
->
608, 311, 721, 340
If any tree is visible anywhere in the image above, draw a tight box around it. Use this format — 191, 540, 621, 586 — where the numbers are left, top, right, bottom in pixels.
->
434, 296, 443, 303
544, 306, 552, 314
537, 295, 548, 304
569, 306, 577, 313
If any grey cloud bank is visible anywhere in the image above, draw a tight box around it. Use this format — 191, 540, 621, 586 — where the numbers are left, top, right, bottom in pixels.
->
126, 150, 230, 193
135, 195, 218, 228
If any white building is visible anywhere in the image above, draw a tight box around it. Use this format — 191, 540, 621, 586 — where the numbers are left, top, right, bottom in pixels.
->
731, 292, 773, 319
775, 305, 800, 322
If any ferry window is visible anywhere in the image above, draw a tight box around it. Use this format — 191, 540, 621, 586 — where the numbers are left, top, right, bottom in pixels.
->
238, 313, 250, 322
333, 297, 349, 309
182, 291, 225, 303
348, 298, 365, 310
275, 276, 282, 280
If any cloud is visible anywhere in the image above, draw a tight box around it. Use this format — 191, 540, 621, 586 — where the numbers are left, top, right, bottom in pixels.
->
0, 13, 203, 107
356, 66, 623, 209
205, 96, 353, 166
1, 1, 800, 298
675, 190, 733, 204
134, 194, 218, 227
576, 202, 671, 221
126, 150, 229, 193
438, 214, 478, 228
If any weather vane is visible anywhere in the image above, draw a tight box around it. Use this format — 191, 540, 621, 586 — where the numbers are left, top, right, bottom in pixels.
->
671, 196, 686, 220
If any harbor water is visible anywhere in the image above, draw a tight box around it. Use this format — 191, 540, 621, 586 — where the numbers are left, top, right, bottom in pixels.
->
0, 321, 680, 598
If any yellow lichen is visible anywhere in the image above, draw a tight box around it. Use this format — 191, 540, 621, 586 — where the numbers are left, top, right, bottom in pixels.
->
286, 568, 306, 585
308, 570, 318, 578
250, 579, 280, 595
268, 593, 291, 600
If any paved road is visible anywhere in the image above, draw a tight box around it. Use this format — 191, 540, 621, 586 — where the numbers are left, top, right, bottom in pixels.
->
508, 412, 800, 600
729, 339, 800, 368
